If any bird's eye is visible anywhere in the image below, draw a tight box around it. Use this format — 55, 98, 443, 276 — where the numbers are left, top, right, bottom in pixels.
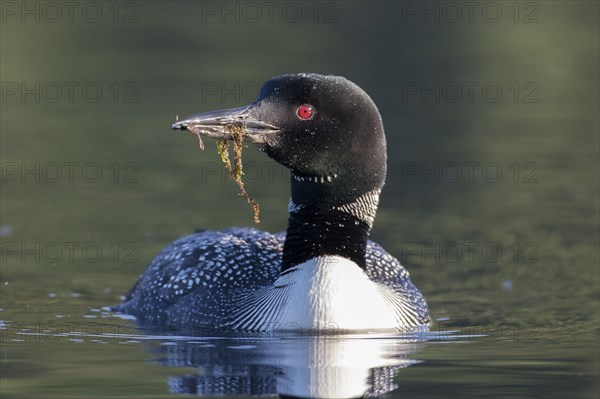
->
296, 104, 315, 120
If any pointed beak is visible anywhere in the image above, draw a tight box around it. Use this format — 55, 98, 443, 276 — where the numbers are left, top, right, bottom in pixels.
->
172, 105, 280, 144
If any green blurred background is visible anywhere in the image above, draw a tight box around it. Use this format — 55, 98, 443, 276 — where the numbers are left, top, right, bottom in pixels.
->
1, 1, 598, 398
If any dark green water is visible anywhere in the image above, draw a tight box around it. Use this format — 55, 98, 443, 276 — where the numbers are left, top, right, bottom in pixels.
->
1, 1, 598, 398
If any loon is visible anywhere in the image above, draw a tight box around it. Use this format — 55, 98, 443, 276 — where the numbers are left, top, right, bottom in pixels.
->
116, 73, 430, 332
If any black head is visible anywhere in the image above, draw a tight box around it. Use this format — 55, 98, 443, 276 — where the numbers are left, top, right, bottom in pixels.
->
173, 74, 387, 269
249, 74, 387, 202
173, 73, 387, 206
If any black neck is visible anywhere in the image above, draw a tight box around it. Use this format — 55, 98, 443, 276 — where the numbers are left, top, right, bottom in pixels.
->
281, 206, 371, 272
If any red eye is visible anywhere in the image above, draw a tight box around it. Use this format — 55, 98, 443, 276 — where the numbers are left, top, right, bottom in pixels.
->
297, 104, 315, 120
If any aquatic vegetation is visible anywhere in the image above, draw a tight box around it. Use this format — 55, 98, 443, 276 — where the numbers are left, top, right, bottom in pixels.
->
215, 125, 260, 224
179, 118, 260, 223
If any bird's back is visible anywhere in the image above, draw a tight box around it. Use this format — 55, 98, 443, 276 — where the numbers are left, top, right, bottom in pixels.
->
116, 228, 429, 331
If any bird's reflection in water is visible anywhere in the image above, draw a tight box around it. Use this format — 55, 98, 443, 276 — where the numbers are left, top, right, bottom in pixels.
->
146, 333, 425, 398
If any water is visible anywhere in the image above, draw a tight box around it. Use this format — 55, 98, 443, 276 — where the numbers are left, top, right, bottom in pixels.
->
1, 1, 598, 398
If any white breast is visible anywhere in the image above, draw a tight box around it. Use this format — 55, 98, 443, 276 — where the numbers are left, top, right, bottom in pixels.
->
228, 256, 401, 332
